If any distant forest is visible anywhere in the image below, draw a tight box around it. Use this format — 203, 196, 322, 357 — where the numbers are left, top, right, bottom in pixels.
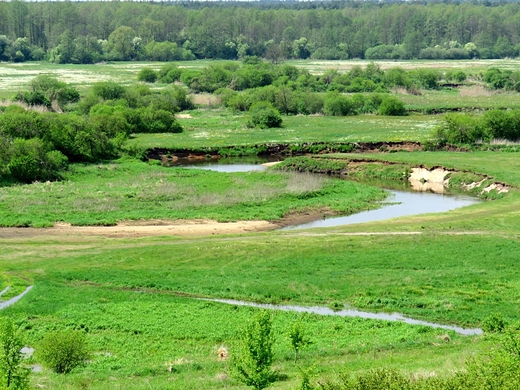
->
1, 0, 520, 63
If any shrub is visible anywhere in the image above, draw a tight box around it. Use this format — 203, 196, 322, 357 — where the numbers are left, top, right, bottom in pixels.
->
482, 314, 509, 333
138, 108, 183, 133
158, 63, 182, 83
232, 311, 276, 390
378, 96, 407, 116
37, 330, 89, 374
8, 138, 68, 183
323, 92, 356, 116
0, 318, 29, 389
248, 101, 282, 128
137, 68, 158, 83
433, 113, 485, 144
92, 82, 126, 101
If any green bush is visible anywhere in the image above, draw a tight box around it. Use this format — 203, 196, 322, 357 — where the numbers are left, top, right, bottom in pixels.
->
138, 108, 183, 133
0, 318, 29, 390
433, 113, 485, 144
323, 92, 356, 116
158, 63, 182, 84
92, 82, 126, 101
232, 311, 276, 390
137, 67, 158, 83
37, 330, 90, 374
8, 138, 68, 183
248, 101, 282, 128
378, 96, 407, 116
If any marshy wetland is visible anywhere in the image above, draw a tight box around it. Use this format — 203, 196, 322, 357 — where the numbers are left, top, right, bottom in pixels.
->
1, 59, 520, 389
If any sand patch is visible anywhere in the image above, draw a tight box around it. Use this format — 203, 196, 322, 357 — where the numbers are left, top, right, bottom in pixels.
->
0, 220, 277, 239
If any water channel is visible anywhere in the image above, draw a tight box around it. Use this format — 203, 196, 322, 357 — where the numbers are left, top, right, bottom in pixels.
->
178, 158, 483, 334
200, 298, 482, 335
172, 157, 480, 229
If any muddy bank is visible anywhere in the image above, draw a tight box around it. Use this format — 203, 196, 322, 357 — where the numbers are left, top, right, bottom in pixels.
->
274, 156, 511, 197
148, 141, 424, 163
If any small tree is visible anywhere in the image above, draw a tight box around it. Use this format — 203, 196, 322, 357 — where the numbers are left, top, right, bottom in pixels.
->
288, 319, 311, 364
38, 330, 89, 374
0, 318, 29, 389
232, 311, 277, 390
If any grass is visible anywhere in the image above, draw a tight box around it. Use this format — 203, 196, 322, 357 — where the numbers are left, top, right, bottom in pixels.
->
131, 109, 438, 149
2, 277, 483, 389
3, 60, 520, 388
0, 158, 386, 227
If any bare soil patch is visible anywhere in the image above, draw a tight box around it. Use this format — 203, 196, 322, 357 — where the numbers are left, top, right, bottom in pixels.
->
0, 219, 277, 239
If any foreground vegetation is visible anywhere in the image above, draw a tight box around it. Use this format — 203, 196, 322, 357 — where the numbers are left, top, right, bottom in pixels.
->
2, 59, 520, 389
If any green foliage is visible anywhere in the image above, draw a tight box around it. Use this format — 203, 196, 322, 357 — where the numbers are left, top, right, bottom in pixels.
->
378, 96, 407, 116
323, 93, 356, 116
37, 330, 90, 374
8, 138, 68, 183
232, 311, 276, 390
482, 314, 508, 333
157, 63, 182, 84
248, 101, 282, 129
433, 113, 485, 145
137, 68, 158, 83
92, 82, 126, 101
433, 110, 520, 145
288, 320, 311, 364
0, 318, 29, 389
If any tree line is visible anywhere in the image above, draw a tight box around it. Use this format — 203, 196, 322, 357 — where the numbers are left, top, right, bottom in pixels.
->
2, 1, 520, 63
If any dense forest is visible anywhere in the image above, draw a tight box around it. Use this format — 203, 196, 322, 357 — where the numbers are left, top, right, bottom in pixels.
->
1, 1, 520, 62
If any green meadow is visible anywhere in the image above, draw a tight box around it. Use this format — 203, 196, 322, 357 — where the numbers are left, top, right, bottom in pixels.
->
1, 60, 520, 389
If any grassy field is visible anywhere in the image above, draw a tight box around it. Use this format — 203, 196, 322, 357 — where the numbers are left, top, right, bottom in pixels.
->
132, 110, 438, 149
0, 159, 386, 227
1, 150, 519, 388
2, 60, 520, 389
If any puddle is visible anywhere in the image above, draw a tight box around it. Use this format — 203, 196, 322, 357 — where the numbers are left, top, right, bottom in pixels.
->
202, 298, 482, 336
0, 286, 33, 310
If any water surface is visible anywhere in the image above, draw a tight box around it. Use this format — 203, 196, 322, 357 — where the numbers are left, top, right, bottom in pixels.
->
202, 298, 482, 336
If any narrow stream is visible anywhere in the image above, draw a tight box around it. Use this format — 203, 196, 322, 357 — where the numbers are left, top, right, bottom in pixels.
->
200, 298, 482, 336
0, 286, 33, 310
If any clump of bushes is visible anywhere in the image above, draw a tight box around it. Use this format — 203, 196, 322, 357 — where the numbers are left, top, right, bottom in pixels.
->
378, 96, 407, 116
137, 67, 158, 83
433, 110, 520, 145
247, 101, 282, 128
37, 330, 90, 374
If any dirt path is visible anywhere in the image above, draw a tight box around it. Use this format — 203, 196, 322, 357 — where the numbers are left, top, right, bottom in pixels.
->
0, 220, 277, 239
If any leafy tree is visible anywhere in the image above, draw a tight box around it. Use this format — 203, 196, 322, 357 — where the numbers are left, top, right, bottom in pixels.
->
37, 330, 90, 374
232, 311, 277, 390
0, 318, 29, 389
287, 319, 311, 364
105, 26, 136, 61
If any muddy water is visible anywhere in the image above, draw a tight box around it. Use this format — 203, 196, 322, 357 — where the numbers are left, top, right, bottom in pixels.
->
177, 160, 480, 228
201, 298, 482, 336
